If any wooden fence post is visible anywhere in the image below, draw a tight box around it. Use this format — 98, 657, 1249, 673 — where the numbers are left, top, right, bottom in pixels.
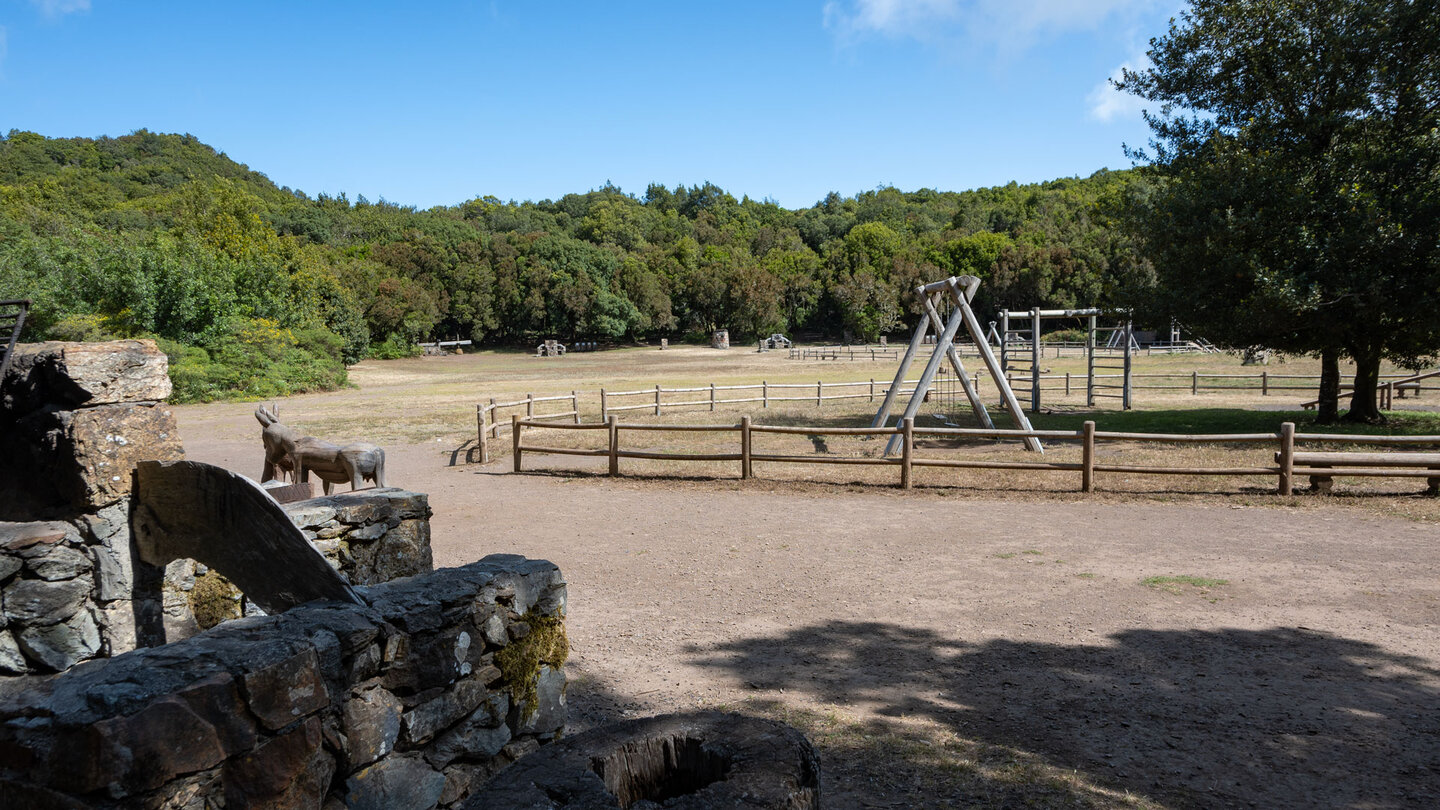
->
710, 383, 716, 411
1082, 420, 1095, 493
600, 388, 608, 422
900, 416, 914, 490
763, 381, 769, 408
1192, 372, 1198, 395
572, 390, 579, 424
511, 414, 522, 472
655, 384, 662, 416
1065, 372, 1070, 396
817, 381, 822, 407
489, 398, 498, 438
526, 393, 534, 417
608, 415, 619, 476
1278, 421, 1295, 496
740, 416, 752, 479
870, 378, 876, 402
1262, 371, 1269, 396
476, 405, 488, 465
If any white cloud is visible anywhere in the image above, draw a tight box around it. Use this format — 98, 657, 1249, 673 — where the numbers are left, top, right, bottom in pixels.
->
1088, 55, 1149, 122
823, 0, 962, 41
31, 0, 91, 17
825, 0, 1162, 46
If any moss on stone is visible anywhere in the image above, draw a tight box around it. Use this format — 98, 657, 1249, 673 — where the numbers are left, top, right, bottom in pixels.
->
189, 570, 243, 629
494, 613, 569, 719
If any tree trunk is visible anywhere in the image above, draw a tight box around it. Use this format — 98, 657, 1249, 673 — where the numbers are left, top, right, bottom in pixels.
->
1316, 349, 1340, 424
1342, 349, 1386, 424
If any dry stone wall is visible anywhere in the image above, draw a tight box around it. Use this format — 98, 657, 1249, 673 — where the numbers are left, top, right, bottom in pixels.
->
0, 554, 568, 809
1, 340, 436, 673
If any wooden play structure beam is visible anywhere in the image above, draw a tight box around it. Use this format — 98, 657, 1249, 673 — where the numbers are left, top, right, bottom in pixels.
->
872, 277, 1042, 455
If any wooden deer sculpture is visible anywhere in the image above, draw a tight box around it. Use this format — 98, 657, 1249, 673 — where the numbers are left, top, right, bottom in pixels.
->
254, 404, 300, 483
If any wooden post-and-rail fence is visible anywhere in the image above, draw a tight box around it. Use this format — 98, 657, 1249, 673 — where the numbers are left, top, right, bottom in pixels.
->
508, 416, 1440, 497
477, 378, 932, 461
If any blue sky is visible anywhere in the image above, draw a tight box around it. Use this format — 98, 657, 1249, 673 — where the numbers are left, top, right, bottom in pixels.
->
1, 0, 1181, 210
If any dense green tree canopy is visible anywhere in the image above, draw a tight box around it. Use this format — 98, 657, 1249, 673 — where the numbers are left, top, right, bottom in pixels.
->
0, 129, 1149, 401
1119, 0, 1440, 422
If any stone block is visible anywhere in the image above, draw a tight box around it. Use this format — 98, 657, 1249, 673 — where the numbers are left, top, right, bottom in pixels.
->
25, 546, 91, 582
223, 716, 333, 809
426, 693, 510, 769
2, 576, 91, 625
343, 687, 403, 770
51, 695, 229, 795
91, 533, 133, 601
13, 403, 184, 512
401, 676, 489, 745
2, 340, 172, 415
98, 601, 137, 657
510, 665, 566, 736
0, 521, 78, 551
0, 554, 20, 583
16, 608, 100, 671
0, 628, 26, 674
242, 648, 330, 731
343, 754, 445, 810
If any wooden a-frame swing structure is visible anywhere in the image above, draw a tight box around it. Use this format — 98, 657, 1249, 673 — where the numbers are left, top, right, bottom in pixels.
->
871, 276, 1042, 455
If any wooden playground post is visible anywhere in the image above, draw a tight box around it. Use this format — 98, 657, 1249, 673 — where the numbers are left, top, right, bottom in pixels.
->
511, 414, 522, 472
740, 416, 752, 479
1082, 421, 1096, 493
1278, 422, 1295, 495
900, 417, 914, 489
608, 415, 619, 476
1122, 322, 1134, 410
1030, 306, 1041, 413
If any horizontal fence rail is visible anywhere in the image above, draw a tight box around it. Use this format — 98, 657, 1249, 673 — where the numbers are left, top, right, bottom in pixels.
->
507, 415, 1440, 497
473, 367, 1438, 463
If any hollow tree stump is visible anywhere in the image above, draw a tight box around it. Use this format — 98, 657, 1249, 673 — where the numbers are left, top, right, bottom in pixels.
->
467, 711, 820, 809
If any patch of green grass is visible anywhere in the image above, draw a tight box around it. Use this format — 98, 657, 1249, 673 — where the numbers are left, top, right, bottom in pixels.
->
1142, 574, 1230, 594
994, 552, 1017, 559
1022, 549, 1044, 555
1075, 572, 1097, 579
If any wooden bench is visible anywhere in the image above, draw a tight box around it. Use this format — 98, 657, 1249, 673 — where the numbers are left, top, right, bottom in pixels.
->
1277, 450, 1440, 494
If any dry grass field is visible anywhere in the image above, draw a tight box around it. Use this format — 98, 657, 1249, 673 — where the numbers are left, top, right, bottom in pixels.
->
176, 344, 1440, 808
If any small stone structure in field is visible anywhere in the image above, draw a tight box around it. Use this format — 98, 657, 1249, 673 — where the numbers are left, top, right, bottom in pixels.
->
711, 329, 730, 349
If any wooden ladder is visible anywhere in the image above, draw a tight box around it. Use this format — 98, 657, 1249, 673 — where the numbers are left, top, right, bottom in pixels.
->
0, 299, 30, 381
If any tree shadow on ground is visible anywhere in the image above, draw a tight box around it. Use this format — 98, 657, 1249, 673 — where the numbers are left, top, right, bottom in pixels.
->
685, 622, 1440, 808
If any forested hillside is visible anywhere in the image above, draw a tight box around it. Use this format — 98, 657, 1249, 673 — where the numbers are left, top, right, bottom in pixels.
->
0, 130, 1151, 401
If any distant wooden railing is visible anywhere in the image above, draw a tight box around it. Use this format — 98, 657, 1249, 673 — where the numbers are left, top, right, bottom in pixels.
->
1299, 369, 1440, 410
508, 417, 1440, 496
473, 378, 926, 463
473, 368, 1439, 463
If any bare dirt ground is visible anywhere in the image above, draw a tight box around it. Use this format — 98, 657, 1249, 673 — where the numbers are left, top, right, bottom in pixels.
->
176, 350, 1440, 808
